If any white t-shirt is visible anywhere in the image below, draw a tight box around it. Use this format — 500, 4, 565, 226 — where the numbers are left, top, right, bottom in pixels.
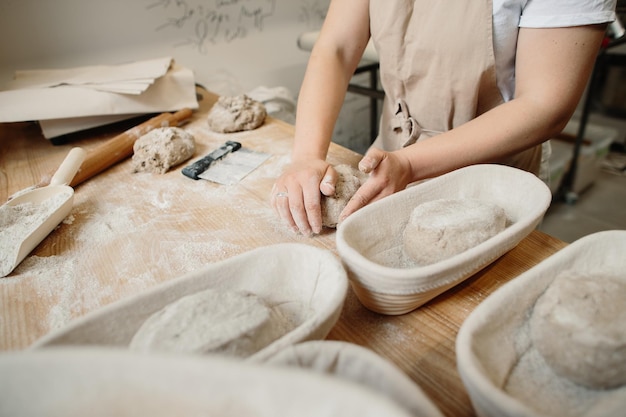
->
493, 0, 617, 101
492, 0, 615, 180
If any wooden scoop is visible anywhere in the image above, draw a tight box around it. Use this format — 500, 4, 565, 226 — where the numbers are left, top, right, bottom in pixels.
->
1, 147, 86, 277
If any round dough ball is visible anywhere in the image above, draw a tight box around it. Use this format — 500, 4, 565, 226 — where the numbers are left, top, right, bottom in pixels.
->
131, 127, 195, 174
129, 288, 290, 357
321, 164, 366, 228
207, 94, 267, 133
530, 269, 626, 389
402, 198, 507, 265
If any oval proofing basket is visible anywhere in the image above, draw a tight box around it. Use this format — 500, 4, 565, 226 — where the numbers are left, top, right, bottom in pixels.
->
0, 348, 416, 417
31, 243, 348, 362
265, 340, 444, 417
336, 164, 552, 315
456, 230, 626, 417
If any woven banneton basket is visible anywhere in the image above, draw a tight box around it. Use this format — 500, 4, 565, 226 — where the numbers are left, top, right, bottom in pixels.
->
336, 164, 551, 315
456, 230, 626, 417
266, 340, 444, 417
0, 347, 417, 417
31, 243, 348, 362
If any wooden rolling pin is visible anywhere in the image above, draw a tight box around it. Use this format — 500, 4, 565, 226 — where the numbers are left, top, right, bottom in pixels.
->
38, 108, 193, 188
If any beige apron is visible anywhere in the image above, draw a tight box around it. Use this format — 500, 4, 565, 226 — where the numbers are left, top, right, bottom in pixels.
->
369, 0, 541, 174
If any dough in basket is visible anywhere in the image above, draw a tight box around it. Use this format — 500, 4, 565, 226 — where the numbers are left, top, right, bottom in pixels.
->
207, 94, 267, 133
129, 288, 292, 357
530, 268, 626, 389
131, 127, 195, 174
402, 198, 506, 265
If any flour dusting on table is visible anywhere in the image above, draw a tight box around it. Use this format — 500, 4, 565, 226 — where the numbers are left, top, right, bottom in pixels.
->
3, 159, 300, 338
0, 118, 327, 349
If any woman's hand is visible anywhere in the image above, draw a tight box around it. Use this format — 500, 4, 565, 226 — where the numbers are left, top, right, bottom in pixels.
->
339, 147, 414, 222
269, 0, 370, 236
271, 159, 337, 236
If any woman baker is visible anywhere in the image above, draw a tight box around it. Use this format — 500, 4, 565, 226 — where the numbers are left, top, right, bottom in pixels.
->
271, 0, 617, 236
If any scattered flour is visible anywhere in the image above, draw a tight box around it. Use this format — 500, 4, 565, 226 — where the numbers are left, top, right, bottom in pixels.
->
0, 129, 307, 348
13, 254, 110, 331
1, 180, 298, 340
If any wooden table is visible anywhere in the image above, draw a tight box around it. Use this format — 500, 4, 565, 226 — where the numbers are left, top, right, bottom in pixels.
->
0, 89, 567, 417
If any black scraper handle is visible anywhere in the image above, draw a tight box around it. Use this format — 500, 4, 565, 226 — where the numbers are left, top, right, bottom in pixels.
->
182, 141, 242, 180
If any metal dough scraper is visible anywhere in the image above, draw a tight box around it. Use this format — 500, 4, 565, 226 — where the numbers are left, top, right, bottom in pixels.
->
182, 141, 270, 185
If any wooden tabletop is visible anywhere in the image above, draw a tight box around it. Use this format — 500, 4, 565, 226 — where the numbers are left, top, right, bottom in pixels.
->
0, 88, 567, 417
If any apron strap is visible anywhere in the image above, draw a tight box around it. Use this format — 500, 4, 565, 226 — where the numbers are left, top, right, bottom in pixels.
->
389, 99, 443, 147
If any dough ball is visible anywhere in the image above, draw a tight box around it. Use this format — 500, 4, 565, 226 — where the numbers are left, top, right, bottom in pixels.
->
530, 269, 626, 389
207, 94, 267, 133
131, 127, 195, 174
129, 288, 291, 357
402, 199, 507, 265
321, 164, 366, 228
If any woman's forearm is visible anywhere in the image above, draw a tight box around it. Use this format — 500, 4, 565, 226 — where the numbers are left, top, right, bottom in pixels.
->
400, 24, 606, 183
291, 51, 353, 162
398, 97, 564, 181
291, 0, 371, 163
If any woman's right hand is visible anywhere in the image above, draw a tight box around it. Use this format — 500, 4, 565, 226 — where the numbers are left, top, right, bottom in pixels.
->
269, 0, 369, 236
271, 159, 337, 236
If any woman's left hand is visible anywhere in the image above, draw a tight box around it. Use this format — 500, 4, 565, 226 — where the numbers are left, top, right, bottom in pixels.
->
339, 147, 413, 223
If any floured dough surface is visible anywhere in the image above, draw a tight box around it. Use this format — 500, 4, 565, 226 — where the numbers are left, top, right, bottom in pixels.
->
402, 198, 507, 265
321, 164, 366, 228
207, 94, 267, 133
129, 288, 292, 357
530, 269, 626, 389
132, 127, 195, 174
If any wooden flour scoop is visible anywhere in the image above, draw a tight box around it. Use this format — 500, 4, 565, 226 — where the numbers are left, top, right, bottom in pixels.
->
0, 147, 86, 277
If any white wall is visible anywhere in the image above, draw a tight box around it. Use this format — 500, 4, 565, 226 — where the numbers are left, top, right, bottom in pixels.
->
0, 0, 329, 94
0, 0, 372, 152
